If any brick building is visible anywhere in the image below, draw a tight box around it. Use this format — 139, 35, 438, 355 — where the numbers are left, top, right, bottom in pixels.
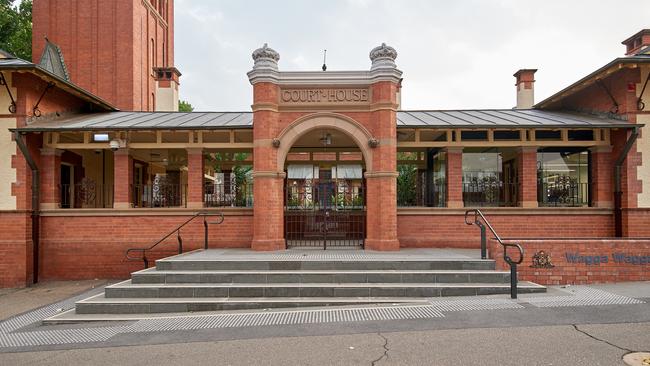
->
32, 0, 179, 112
0, 2, 650, 288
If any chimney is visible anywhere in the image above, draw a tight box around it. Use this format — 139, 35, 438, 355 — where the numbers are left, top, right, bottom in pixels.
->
153, 67, 181, 112
513, 69, 537, 109
622, 29, 650, 56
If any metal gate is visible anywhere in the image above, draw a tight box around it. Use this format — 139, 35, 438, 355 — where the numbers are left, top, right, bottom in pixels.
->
285, 179, 365, 249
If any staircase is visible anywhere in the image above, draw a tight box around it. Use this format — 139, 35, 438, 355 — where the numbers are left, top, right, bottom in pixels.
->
75, 249, 546, 314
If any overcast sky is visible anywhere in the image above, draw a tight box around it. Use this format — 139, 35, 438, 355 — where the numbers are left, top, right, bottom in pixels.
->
174, 0, 650, 111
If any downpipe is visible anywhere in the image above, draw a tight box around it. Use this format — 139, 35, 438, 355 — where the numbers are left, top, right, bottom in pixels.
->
614, 126, 639, 237
14, 132, 40, 284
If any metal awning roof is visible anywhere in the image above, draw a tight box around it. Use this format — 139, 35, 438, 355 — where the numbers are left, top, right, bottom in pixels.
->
12, 109, 637, 132
16, 112, 254, 131
396, 109, 637, 128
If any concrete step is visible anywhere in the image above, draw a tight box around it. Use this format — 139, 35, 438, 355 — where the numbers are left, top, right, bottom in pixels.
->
131, 268, 511, 284
76, 294, 432, 314
79, 281, 545, 314
104, 280, 545, 299
154, 259, 497, 271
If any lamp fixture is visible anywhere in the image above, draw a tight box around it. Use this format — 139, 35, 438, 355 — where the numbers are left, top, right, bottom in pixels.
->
320, 132, 332, 146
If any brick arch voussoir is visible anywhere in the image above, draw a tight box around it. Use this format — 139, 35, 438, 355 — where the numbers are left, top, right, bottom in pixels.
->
276, 113, 374, 173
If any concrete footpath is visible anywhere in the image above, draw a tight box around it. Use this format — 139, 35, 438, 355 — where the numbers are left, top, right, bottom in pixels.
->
0, 281, 648, 366
0, 280, 107, 320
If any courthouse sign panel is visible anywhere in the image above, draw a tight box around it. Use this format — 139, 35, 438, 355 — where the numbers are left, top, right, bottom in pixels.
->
280, 88, 370, 106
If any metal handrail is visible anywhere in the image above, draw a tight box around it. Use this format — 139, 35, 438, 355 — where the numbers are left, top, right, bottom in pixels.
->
125, 211, 224, 269
465, 209, 524, 299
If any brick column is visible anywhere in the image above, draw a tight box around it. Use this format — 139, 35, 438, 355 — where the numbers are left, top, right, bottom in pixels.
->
445, 147, 463, 208
251, 82, 285, 251
186, 148, 204, 209
40, 148, 62, 210
517, 147, 538, 208
113, 149, 133, 209
364, 81, 400, 251
590, 146, 613, 208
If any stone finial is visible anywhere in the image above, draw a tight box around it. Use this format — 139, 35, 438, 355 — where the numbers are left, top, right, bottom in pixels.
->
252, 43, 280, 70
369, 43, 397, 70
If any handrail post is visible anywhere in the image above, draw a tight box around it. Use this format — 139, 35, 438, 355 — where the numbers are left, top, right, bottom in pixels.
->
204, 215, 209, 250
177, 230, 183, 254
510, 261, 518, 299
125, 211, 223, 268
465, 209, 523, 299
478, 221, 487, 259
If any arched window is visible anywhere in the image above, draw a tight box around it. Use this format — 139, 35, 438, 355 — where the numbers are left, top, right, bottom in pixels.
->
151, 39, 155, 75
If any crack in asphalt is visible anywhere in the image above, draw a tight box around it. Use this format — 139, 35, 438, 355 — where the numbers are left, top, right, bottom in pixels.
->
370, 332, 389, 366
572, 324, 635, 354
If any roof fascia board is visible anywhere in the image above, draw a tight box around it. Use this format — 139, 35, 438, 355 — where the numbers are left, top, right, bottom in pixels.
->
535, 58, 650, 109
0, 64, 117, 111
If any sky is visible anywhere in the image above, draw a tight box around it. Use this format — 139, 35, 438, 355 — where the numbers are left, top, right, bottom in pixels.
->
174, 0, 650, 112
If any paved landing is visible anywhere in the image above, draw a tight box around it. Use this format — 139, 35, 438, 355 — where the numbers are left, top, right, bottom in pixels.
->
165, 248, 482, 261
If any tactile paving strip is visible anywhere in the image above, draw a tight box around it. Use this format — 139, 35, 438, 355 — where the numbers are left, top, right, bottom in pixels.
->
521, 287, 645, 308
428, 297, 523, 312
130, 305, 443, 333
171, 249, 478, 261
0, 286, 644, 349
0, 304, 442, 348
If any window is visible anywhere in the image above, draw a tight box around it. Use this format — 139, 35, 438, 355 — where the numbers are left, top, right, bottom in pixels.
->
462, 148, 518, 207
493, 130, 521, 141
397, 150, 446, 207
151, 39, 155, 75
460, 130, 488, 141
537, 148, 590, 207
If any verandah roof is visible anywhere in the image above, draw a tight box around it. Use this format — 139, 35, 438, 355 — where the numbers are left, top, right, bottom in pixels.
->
12, 109, 637, 132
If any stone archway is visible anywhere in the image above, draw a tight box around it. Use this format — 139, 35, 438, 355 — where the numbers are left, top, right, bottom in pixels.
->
275, 113, 374, 174
278, 113, 372, 249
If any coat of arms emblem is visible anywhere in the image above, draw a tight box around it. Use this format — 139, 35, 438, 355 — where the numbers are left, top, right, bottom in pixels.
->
531, 250, 555, 268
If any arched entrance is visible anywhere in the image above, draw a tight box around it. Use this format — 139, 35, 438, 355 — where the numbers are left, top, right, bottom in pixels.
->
277, 114, 373, 249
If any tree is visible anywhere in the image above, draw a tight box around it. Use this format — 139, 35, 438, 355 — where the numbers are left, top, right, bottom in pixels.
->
178, 100, 194, 112
396, 152, 418, 206
0, 0, 32, 61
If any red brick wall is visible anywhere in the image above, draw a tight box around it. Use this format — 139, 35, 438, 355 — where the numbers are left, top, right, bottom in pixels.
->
397, 211, 614, 248
551, 68, 640, 118
39, 212, 253, 280
0, 211, 33, 287
622, 208, 650, 237
489, 238, 650, 285
32, 0, 174, 111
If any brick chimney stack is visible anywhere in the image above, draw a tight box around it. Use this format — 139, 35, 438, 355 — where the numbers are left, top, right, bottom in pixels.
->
622, 29, 650, 56
513, 69, 537, 109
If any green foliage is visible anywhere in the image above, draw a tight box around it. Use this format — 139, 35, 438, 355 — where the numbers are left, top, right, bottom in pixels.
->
397, 163, 418, 206
207, 152, 252, 206
396, 151, 420, 206
0, 0, 32, 60
178, 100, 194, 112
